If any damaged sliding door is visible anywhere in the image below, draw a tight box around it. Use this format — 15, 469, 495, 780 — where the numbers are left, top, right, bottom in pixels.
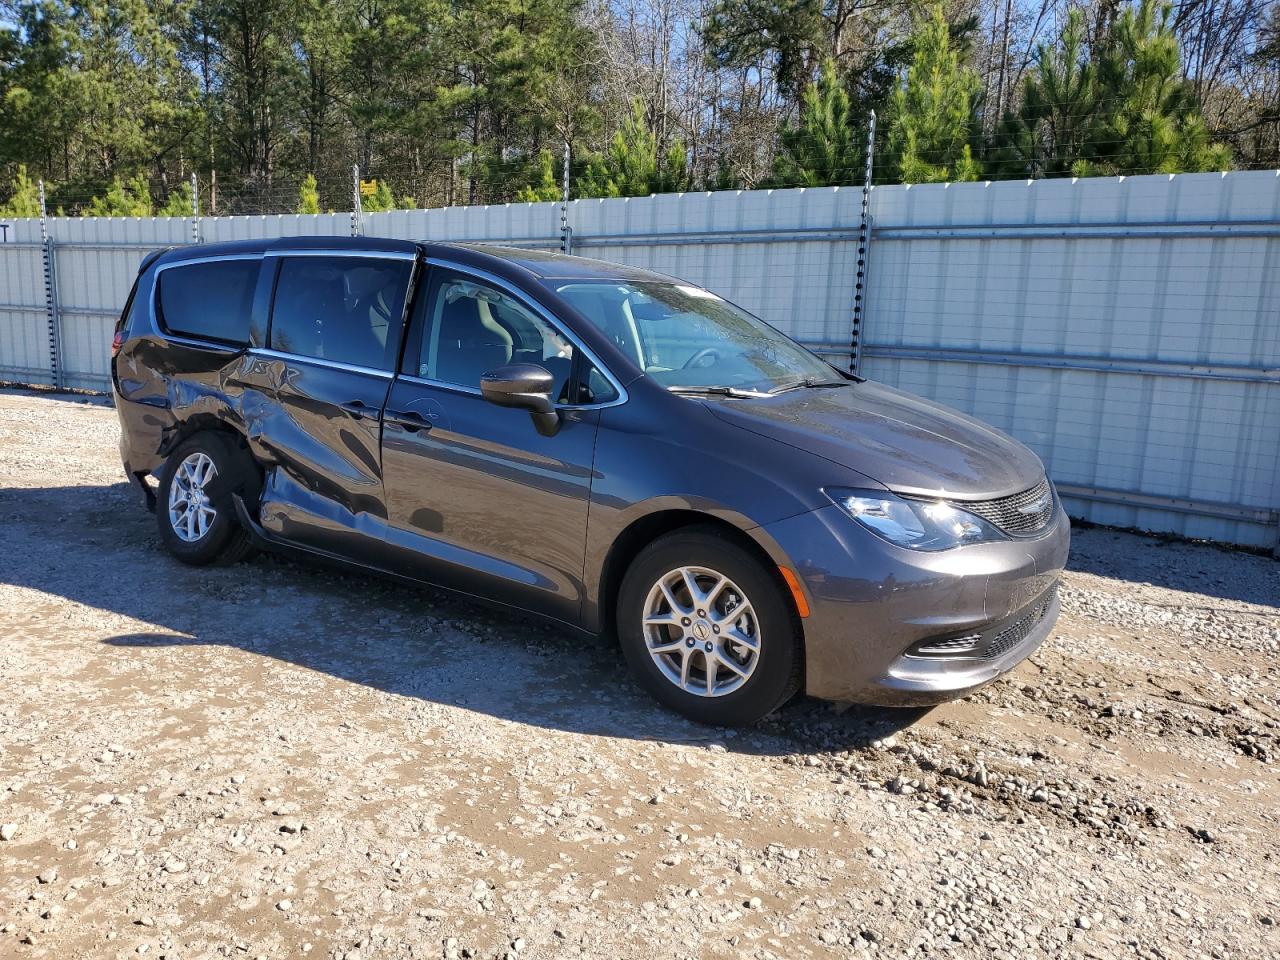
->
239, 251, 414, 560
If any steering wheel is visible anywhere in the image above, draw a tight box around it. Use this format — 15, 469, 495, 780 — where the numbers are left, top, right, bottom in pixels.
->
682, 347, 721, 370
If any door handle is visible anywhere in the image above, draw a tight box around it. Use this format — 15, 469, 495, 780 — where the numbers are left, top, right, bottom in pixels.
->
339, 399, 375, 420
385, 408, 431, 432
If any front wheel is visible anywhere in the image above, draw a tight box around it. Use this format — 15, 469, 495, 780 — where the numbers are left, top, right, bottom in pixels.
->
617, 528, 803, 725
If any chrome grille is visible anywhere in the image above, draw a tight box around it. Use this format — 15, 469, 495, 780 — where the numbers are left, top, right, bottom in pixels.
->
915, 633, 982, 655
955, 478, 1054, 536
982, 584, 1058, 660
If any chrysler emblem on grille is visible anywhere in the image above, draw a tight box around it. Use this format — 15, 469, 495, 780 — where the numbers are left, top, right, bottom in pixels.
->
1018, 497, 1049, 516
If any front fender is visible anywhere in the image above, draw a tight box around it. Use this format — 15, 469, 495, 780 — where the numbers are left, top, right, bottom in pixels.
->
579, 397, 872, 632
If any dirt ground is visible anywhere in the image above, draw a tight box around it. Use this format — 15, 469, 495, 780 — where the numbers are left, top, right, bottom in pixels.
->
0, 388, 1277, 960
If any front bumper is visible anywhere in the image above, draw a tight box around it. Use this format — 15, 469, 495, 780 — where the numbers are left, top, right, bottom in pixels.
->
760, 502, 1070, 705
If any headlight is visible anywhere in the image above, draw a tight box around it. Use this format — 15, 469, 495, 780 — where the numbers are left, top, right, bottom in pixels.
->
824, 488, 1007, 551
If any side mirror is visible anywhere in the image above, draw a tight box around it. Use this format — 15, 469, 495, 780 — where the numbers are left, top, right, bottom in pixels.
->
480, 363, 561, 436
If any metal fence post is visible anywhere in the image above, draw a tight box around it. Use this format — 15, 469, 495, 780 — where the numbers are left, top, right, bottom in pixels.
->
560, 142, 573, 255
849, 110, 875, 376
190, 172, 200, 244
351, 164, 363, 237
38, 179, 63, 390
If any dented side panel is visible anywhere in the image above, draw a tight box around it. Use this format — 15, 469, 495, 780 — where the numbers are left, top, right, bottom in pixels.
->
112, 254, 397, 563
112, 263, 252, 477
235, 353, 393, 563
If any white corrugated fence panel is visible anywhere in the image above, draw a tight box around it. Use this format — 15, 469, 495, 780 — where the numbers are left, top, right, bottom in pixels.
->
51, 217, 195, 390
0, 174, 1276, 549
864, 172, 1280, 549
568, 188, 860, 350
0, 218, 51, 384
201, 213, 350, 242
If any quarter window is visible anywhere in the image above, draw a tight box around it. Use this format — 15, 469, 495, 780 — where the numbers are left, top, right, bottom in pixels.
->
157, 259, 259, 345
269, 256, 412, 371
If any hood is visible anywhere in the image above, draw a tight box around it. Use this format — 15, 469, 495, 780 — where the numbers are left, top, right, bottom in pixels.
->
705, 380, 1045, 500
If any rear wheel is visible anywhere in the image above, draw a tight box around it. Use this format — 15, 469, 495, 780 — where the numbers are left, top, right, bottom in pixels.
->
617, 527, 802, 725
156, 433, 255, 566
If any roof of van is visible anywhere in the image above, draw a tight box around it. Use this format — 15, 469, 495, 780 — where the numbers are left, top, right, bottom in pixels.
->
149, 236, 675, 285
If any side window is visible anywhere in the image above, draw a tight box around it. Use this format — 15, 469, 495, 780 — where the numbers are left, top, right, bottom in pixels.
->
413, 274, 577, 400
157, 259, 259, 345
270, 256, 412, 371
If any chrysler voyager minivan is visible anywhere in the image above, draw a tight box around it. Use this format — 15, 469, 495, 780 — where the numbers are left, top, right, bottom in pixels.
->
112, 238, 1068, 725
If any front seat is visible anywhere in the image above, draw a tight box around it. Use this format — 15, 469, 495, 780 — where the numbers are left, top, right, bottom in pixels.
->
433, 291, 513, 386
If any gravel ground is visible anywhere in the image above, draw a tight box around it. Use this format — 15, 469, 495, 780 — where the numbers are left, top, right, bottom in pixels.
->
1, 388, 1277, 960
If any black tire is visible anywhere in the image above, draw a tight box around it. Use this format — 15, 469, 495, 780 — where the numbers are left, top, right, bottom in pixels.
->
156, 432, 256, 566
617, 526, 803, 726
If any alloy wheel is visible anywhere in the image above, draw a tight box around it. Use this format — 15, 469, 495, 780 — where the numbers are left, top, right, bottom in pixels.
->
642, 566, 761, 697
168, 451, 218, 543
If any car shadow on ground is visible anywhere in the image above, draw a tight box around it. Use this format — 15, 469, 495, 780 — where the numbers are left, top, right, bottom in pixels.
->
3, 481, 925, 757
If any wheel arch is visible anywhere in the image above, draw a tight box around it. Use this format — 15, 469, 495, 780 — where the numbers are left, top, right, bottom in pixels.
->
160, 412, 247, 458
593, 508, 807, 647
161, 417, 264, 510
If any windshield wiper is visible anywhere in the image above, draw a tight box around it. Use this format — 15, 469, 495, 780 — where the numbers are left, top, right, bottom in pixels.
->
667, 384, 772, 399
768, 376, 850, 395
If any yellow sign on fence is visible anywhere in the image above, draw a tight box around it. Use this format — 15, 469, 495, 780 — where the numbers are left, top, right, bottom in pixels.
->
360, 179, 378, 197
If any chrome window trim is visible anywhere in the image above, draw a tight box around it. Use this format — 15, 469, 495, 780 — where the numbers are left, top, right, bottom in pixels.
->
156, 331, 246, 353
151, 254, 265, 349
249, 347, 394, 380
394, 374, 608, 411
420, 257, 629, 409
266, 248, 417, 261
154, 253, 265, 273
398, 373, 483, 397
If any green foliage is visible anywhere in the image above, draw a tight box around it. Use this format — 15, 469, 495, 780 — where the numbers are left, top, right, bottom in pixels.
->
994, 1, 1229, 179
87, 175, 153, 217
886, 5, 982, 184
1, 165, 43, 217
361, 179, 397, 212
0, 0, 1244, 212
576, 101, 689, 198
297, 174, 321, 215
158, 182, 198, 217
771, 59, 860, 187
704, 0, 831, 101
516, 149, 564, 202
1084, 0, 1230, 175
437, 0, 602, 203
991, 10, 1098, 178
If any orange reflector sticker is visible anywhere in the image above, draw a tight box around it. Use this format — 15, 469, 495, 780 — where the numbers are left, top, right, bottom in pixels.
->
778, 566, 810, 618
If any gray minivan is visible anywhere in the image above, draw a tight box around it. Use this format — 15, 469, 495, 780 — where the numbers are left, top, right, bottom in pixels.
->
112, 237, 1069, 725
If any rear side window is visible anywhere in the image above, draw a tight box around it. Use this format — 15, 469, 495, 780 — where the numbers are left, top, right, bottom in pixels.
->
270, 256, 412, 371
157, 259, 259, 345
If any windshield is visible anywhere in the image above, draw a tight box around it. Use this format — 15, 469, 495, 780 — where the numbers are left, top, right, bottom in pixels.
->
551, 280, 844, 394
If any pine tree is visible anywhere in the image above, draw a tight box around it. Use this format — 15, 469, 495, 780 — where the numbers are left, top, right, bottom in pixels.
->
992, 10, 1099, 178
297, 174, 321, 214
516, 149, 563, 202
576, 100, 689, 198
1082, 0, 1229, 176
771, 59, 860, 187
361, 179, 397, 212
87, 175, 153, 216
158, 181, 198, 217
886, 5, 981, 184
0, 165, 43, 217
